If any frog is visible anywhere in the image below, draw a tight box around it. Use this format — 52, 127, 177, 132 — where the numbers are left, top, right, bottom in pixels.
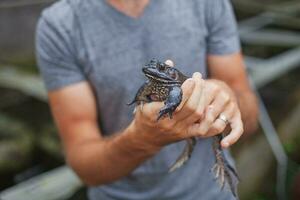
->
128, 59, 239, 197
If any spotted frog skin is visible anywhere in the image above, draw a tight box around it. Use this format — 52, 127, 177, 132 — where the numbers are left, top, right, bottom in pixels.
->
129, 59, 239, 197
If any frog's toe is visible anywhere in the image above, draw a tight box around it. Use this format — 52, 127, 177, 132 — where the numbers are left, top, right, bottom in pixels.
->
133, 107, 137, 114
157, 109, 168, 121
157, 106, 175, 121
211, 163, 226, 189
168, 112, 173, 119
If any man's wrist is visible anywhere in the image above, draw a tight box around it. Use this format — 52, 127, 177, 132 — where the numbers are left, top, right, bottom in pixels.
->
124, 120, 162, 156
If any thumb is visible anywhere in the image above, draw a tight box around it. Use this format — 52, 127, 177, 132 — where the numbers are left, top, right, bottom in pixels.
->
175, 78, 195, 112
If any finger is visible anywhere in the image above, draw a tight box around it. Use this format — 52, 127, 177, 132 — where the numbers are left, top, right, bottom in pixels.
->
206, 102, 235, 137
175, 72, 203, 121
184, 104, 215, 134
174, 78, 196, 112
186, 106, 215, 137
221, 113, 244, 148
186, 89, 230, 125
187, 123, 203, 137
165, 59, 174, 67
187, 122, 215, 138
194, 82, 218, 121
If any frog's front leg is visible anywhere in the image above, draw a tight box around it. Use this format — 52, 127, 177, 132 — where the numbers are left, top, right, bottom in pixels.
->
128, 82, 152, 106
157, 86, 182, 121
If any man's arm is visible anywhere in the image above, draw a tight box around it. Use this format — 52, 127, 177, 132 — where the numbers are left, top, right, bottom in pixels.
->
48, 82, 162, 186
207, 52, 259, 134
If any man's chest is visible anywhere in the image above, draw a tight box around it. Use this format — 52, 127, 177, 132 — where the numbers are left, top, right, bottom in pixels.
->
75, 0, 209, 95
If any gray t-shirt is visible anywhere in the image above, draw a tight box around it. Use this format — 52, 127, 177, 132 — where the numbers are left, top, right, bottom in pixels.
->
36, 0, 241, 199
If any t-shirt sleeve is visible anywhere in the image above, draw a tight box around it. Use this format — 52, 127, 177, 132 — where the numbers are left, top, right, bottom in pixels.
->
35, 12, 86, 91
206, 0, 241, 55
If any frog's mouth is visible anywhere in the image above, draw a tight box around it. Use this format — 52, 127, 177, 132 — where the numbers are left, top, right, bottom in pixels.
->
142, 67, 180, 84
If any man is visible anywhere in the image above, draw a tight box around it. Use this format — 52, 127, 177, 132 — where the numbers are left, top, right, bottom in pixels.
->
36, 0, 258, 199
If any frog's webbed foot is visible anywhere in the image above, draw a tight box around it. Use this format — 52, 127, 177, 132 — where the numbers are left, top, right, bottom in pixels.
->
211, 161, 239, 197
169, 137, 196, 172
211, 152, 226, 189
211, 136, 239, 197
157, 86, 182, 121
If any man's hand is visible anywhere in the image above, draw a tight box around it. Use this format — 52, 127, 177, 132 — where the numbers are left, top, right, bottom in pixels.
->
184, 78, 244, 148
207, 53, 259, 135
131, 62, 244, 150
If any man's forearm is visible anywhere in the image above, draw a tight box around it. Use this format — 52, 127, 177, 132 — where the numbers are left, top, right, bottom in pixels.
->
235, 89, 259, 134
66, 121, 160, 186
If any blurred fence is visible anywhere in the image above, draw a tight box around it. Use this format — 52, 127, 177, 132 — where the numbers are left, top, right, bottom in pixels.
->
0, 0, 55, 62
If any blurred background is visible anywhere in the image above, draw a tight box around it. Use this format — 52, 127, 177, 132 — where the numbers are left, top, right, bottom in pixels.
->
0, 0, 299, 200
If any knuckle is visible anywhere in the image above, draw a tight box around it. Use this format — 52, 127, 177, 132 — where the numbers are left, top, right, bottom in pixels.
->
205, 115, 215, 124
162, 122, 173, 132
186, 103, 196, 113
221, 92, 230, 103
194, 109, 203, 119
187, 126, 196, 137
196, 127, 206, 137
197, 130, 206, 137
190, 124, 204, 137
210, 84, 219, 93
214, 88, 221, 95
214, 123, 224, 133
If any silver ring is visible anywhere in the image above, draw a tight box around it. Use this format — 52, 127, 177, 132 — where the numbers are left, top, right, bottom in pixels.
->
218, 114, 229, 125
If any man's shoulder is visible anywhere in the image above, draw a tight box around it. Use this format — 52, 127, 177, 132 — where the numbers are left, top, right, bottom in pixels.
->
40, 0, 80, 28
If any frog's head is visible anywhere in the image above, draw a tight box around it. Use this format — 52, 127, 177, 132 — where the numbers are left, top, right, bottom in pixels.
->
142, 59, 186, 84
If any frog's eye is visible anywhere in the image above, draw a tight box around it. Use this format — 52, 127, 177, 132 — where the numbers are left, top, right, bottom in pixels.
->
168, 68, 178, 79
158, 63, 166, 71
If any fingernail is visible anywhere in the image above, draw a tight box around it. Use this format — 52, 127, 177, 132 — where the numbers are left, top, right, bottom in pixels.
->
165, 59, 174, 67
193, 72, 202, 79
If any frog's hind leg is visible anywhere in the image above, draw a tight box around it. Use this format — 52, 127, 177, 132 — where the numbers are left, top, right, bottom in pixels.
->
168, 137, 196, 172
157, 86, 182, 121
211, 135, 239, 197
